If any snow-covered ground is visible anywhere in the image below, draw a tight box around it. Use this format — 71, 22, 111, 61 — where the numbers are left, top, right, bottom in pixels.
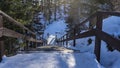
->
43, 5, 68, 45
67, 16, 120, 68
44, 19, 67, 44
0, 52, 104, 68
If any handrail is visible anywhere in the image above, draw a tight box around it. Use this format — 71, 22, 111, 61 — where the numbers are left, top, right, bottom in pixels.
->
0, 10, 35, 35
0, 10, 43, 62
76, 11, 120, 30
94, 29, 120, 51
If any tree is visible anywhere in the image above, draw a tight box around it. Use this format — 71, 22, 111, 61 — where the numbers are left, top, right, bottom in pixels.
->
66, 0, 115, 32
0, 0, 42, 55
0, 0, 40, 25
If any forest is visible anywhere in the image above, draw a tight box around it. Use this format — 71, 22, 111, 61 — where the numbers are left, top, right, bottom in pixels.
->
0, 0, 120, 68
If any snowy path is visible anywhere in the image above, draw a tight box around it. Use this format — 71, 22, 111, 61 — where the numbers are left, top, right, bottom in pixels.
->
0, 52, 103, 68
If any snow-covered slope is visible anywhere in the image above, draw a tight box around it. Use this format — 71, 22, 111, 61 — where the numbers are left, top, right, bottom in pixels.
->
47, 35, 56, 45
103, 16, 120, 38
44, 19, 67, 44
44, 19, 67, 38
43, 4, 68, 45
68, 16, 120, 68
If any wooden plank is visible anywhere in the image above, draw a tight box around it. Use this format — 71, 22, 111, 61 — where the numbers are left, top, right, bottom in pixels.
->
75, 12, 98, 28
3, 27, 25, 38
95, 30, 120, 51
75, 11, 120, 30
25, 36, 42, 43
0, 10, 35, 35
60, 29, 95, 42
98, 11, 120, 16
0, 27, 42, 43
0, 28, 3, 37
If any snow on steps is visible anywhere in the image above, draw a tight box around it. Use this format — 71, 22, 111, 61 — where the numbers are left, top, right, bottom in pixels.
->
18, 46, 80, 54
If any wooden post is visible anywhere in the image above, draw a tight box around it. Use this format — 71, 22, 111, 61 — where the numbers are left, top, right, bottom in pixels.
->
24, 40, 29, 51
9, 40, 12, 54
89, 19, 93, 29
24, 30, 28, 50
29, 41, 32, 48
0, 15, 4, 62
35, 41, 37, 48
73, 28, 76, 47
63, 36, 64, 46
0, 37, 4, 62
60, 38, 62, 46
66, 34, 68, 47
58, 39, 60, 46
54, 0, 57, 21
34, 35, 37, 48
41, 0, 43, 12
94, 13, 103, 62
61, 37, 63, 46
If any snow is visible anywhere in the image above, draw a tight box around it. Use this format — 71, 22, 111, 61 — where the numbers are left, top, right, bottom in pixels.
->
44, 19, 67, 38
103, 16, 120, 35
47, 35, 56, 44
100, 16, 120, 68
0, 52, 104, 68
67, 16, 120, 68
42, 16, 120, 68
44, 19, 67, 44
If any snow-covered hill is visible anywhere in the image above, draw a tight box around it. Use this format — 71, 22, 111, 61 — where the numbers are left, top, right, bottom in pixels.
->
44, 19, 67, 44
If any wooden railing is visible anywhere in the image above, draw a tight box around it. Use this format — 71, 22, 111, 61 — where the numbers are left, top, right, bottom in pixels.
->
0, 10, 43, 62
58, 11, 120, 62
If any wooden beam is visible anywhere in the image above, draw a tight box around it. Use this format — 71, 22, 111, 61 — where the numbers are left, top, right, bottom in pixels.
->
95, 30, 120, 51
0, 27, 42, 43
98, 11, 120, 16
0, 27, 3, 38
75, 11, 120, 30
3, 27, 25, 38
0, 10, 35, 35
25, 36, 42, 43
75, 12, 98, 28
61, 29, 95, 42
